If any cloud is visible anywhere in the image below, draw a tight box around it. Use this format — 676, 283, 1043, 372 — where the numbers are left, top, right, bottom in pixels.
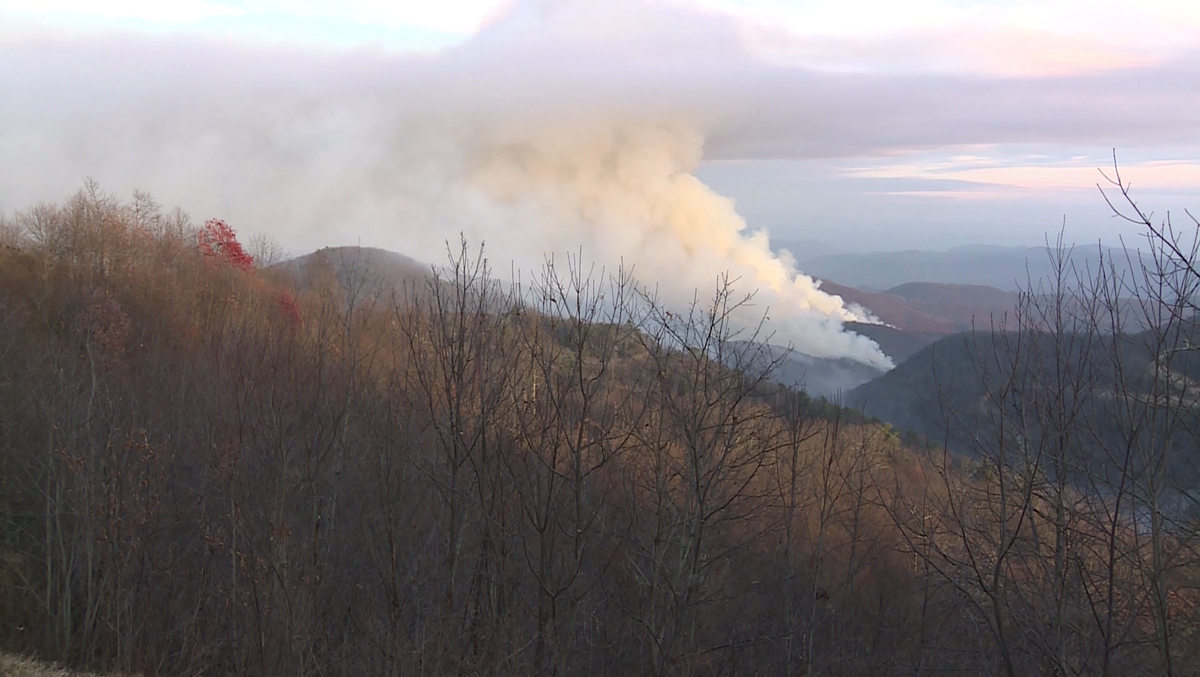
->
244, 0, 510, 34
744, 24, 1157, 77
848, 158, 1200, 194
0, 0, 245, 23
722, 0, 1200, 76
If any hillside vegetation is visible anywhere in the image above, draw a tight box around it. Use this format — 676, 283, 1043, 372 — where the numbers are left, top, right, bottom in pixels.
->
0, 186, 1197, 676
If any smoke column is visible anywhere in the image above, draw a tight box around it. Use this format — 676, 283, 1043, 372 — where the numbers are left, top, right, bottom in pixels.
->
461, 121, 891, 366
0, 0, 893, 369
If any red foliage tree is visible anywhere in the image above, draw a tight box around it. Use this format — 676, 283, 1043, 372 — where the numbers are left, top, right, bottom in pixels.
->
276, 290, 302, 325
197, 218, 255, 271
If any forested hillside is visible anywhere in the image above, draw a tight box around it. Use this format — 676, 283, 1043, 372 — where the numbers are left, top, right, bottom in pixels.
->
0, 187, 1197, 676
849, 238, 1200, 494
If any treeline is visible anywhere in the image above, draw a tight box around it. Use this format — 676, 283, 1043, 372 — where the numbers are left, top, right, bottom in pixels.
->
0, 185, 1196, 676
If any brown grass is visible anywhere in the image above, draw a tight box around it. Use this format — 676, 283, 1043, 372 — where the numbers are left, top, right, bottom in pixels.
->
0, 655, 97, 677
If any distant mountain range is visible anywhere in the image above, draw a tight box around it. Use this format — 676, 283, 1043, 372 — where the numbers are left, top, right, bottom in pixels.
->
792, 244, 1148, 292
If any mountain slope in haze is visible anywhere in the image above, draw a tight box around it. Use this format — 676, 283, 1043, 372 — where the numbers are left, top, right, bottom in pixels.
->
883, 282, 1019, 330
844, 322, 944, 365
822, 279, 1019, 366
845, 332, 978, 439
772, 350, 886, 398
823, 279, 1017, 334
799, 245, 1148, 292
887, 281, 1017, 308
820, 280, 960, 333
847, 325, 1200, 489
733, 340, 887, 398
271, 246, 432, 295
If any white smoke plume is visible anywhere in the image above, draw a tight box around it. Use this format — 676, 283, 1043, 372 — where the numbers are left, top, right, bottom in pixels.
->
0, 0, 893, 368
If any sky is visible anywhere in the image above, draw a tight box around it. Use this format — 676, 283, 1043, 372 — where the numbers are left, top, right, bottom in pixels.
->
2, 0, 1198, 254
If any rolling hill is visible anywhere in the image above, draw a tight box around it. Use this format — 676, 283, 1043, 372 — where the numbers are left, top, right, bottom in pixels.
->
271, 246, 432, 295
823, 279, 1018, 334
846, 323, 1200, 492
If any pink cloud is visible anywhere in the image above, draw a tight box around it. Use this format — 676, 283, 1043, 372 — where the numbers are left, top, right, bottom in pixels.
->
739, 18, 1159, 77
849, 159, 1200, 196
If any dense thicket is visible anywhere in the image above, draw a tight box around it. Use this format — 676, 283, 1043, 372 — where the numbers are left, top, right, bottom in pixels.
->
0, 185, 1197, 676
